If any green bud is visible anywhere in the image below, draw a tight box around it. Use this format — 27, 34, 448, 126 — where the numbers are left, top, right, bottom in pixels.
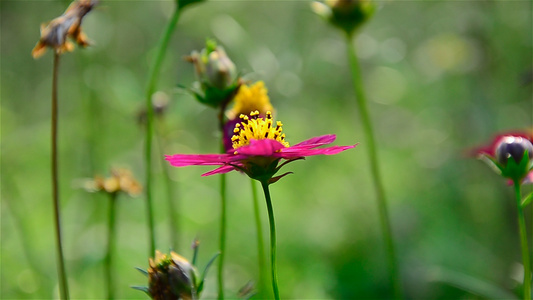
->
186, 40, 240, 108
205, 47, 237, 90
312, 0, 375, 36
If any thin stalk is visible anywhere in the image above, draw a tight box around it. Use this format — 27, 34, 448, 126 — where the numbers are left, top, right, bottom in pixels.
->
144, 3, 181, 255
105, 192, 118, 300
155, 120, 179, 250
251, 179, 267, 297
260, 181, 280, 300
514, 181, 531, 300
346, 35, 402, 299
51, 52, 70, 300
218, 172, 227, 300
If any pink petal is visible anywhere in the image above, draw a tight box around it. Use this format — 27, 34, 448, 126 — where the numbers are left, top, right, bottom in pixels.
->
165, 154, 230, 167
280, 144, 357, 158
202, 165, 236, 176
291, 134, 336, 149
235, 139, 286, 156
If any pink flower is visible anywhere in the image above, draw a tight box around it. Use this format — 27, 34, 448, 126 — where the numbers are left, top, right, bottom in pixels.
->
166, 111, 356, 183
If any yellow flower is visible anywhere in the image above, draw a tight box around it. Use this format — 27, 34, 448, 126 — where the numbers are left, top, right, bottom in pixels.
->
32, 0, 97, 59
227, 81, 273, 120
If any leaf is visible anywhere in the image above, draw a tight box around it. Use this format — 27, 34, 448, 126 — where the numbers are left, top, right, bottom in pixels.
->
131, 285, 150, 295
135, 267, 148, 276
197, 252, 220, 294
521, 192, 533, 207
428, 267, 518, 300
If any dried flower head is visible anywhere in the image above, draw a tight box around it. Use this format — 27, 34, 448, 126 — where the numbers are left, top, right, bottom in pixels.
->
32, 0, 98, 59
86, 168, 142, 196
148, 251, 198, 300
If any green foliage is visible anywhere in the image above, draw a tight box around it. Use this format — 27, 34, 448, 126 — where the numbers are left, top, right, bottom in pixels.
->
1, 1, 531, 299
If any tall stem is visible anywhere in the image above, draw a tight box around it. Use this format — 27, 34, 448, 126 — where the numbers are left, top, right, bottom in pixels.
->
260, 181, 280, 300
346, 36, 402, 299
105, 193, 118, 300
144, 3, 181, 255
514, 181, 532, 300
51, 52, 70, 300
251, 179, 267, 297
155, 120, 179, 250
218, 172, 227, 300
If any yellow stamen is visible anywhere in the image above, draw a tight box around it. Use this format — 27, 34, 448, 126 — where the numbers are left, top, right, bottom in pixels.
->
232, 111, 290, 150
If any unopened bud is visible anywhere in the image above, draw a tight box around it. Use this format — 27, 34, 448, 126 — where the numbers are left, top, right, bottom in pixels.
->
496, 136, 533, 165
205, 48, 237, 90
312, 0, 375, 36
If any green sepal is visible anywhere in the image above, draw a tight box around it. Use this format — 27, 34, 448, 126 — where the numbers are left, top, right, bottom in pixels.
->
197, 252, 220, 294
135, 267, 149, 276
331, 1, 375, 37
202, 83, 240, 108
521, 192, 533, 208
131, 285, 150, 295
312, 0, 375, 37
500, 151, 531, 182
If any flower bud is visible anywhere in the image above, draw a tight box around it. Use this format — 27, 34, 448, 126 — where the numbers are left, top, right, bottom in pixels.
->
494, 136, 533, 182
312, 0, 375, 36
148, 251, 198, 300
185, 40, 240, 108
496, 136, 533, 166
205, 47, 237, 90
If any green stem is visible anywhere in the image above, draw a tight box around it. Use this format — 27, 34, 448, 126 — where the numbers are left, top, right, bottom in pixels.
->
514, 181, 532, 300
51, 52, 70, 300
155, 120, 179, 250
105, 193, 118, 300
218, 172, 227, 300
251, 179, 267, 297
260, 181, 280, 300
346, 35, 402, 299
144, 3, 181, 255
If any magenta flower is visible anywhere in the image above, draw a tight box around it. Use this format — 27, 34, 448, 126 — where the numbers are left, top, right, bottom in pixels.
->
166, 111, 356, 183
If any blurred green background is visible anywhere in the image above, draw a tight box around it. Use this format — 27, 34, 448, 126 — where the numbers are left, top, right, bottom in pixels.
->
1, 0, 532, 299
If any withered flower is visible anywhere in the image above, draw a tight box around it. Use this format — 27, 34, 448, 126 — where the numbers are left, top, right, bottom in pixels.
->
86, 168, 142, 196
32, 0, 98, 59
148, 251, 198, 300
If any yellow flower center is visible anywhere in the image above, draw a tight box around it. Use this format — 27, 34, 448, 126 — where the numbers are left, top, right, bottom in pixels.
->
227, 81, 273, 119
231, 111, 289, 150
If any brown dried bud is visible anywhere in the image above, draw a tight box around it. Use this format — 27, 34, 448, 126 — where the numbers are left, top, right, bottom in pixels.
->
32, 0, 98, 59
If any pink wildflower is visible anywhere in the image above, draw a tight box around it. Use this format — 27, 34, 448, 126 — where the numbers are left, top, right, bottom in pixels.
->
166, 111, 356, 183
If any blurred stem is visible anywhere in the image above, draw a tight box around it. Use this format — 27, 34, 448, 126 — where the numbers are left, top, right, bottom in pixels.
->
105, 192, 118, 300
51, 52, 70, 300
217, 101, 230, 300
155, 119, 179, 250
260, 181, 280, 300
144, 2, 181, 255
345, 35, 402, 299
251, 179, 267, 297
514, 181, 531, 300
